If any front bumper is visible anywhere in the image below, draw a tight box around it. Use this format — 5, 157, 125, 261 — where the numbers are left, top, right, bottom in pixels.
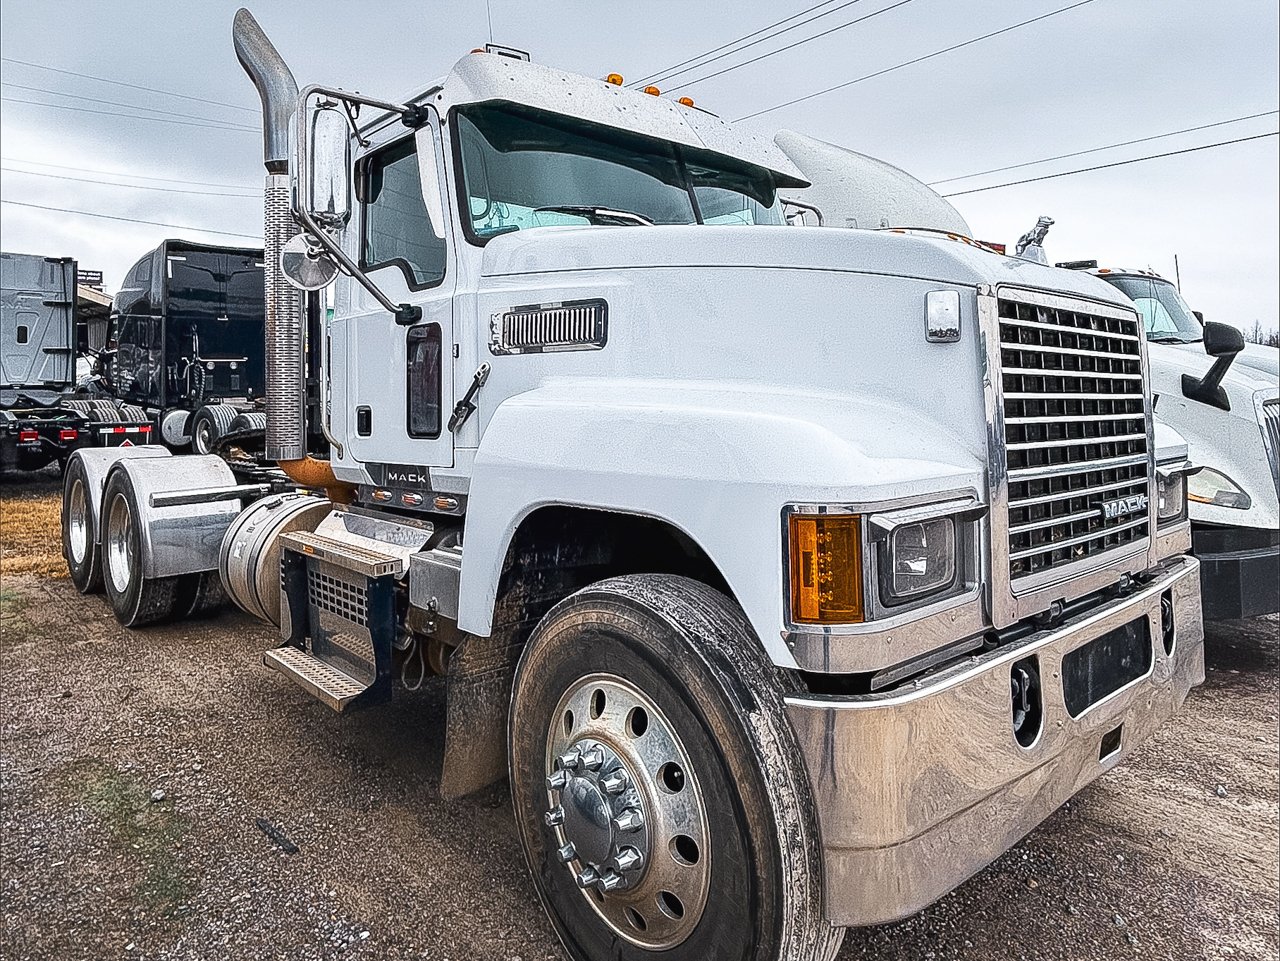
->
1193, 524, 1280, 620
785, 555, 1204, 927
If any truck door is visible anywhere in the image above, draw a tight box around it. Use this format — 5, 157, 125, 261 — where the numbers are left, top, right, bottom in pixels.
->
343, 112, 455, 471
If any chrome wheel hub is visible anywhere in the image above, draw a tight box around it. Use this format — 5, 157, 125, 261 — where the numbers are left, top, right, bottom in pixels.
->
545, 674, 710, 949
67, 478, 88, 565
105, 494, 135, 595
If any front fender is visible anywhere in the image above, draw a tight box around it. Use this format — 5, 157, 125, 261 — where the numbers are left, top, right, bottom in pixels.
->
456, 380, 984, 667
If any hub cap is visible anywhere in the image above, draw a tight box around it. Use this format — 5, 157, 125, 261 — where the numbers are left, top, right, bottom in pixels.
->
105, 494, 135, 595
67, 478, 88, 565
544, 674, 710, 949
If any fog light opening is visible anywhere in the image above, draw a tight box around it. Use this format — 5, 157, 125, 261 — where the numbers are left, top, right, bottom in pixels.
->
1010, 656, 1043, 749
1160, 590, 1176, 656
1099, 724, 1123, 761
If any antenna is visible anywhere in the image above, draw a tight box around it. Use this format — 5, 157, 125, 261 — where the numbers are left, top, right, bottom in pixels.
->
1174, 254, 1182, 292
485, 0, 494, 43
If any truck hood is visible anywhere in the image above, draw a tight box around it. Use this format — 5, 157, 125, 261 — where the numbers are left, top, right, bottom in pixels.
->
481, 224, 1134, 307
1154, 340, 1279, 393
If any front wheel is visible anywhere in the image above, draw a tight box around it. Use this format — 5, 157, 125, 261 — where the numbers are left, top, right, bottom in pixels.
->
509, 574, 842, 961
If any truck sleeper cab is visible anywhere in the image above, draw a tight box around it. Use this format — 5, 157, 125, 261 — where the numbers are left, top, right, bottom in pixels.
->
63, 12, 1206, 961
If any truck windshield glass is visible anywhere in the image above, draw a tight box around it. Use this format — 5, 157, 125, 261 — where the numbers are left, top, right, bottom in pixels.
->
1103, 276, 1202, 344
455, 103, 782, 238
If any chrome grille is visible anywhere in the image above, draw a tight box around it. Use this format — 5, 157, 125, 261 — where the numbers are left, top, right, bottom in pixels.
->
997, 295, 1151, 580
1262, 399, 1280, 492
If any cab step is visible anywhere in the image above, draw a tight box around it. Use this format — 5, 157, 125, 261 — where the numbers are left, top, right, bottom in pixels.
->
264, 645, 370, 712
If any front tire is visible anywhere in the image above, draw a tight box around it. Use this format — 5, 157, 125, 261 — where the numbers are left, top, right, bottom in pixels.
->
100, 468, 181, 627
509, 574, 842, 961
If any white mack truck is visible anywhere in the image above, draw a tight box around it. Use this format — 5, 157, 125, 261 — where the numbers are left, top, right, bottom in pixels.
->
60, 11, 1206, 959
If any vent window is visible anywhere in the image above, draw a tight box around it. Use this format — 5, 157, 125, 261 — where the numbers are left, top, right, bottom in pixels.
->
406, 324, 442, 438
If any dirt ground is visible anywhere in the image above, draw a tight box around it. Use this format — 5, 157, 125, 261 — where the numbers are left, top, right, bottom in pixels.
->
0, 473, 1277, 961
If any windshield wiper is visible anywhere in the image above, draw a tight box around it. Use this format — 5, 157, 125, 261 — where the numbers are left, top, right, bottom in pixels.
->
533, 205, 654, 227
1147, 335, 1201, 344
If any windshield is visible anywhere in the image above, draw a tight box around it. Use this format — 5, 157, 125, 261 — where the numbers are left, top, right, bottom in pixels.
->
1102, 275, 1202, 343
455, 103, 782, 238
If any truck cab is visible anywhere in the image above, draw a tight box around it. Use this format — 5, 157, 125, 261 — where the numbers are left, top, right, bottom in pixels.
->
63, 14, 1207, 961
1083, 267, 1278, 619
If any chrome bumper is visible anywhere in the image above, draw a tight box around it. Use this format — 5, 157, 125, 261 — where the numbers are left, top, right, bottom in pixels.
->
785, 555, 1204, 927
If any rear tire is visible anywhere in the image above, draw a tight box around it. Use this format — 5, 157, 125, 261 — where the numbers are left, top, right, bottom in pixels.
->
62, 456, 102, 594
509, 574, 842, 961
190, 404, 237, 455
175, 570, 226, 619
117, 404, 150, 424
100, 467, 181, 627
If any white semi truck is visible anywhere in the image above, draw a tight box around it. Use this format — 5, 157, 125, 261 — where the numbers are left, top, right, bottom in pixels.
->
61, 11, 1205, 959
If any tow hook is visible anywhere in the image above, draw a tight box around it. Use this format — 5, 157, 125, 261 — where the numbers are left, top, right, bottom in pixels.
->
1011, 656, 1043, 748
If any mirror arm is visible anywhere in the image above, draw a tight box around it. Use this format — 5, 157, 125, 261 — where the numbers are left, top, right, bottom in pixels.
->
296, 85, 423, 326
1181, 356, 1235, 411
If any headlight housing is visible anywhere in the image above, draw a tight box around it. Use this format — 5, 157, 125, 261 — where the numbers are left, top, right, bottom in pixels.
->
880, 516, 957, 603
1155, 466, 1189, 525
1187, 467, 1251, 510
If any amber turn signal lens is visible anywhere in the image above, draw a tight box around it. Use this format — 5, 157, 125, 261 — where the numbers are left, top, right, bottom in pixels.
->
605, 73, 625, 86
677, 96, 695, 106
788, 514, 864, 625
643, 85, 661, 96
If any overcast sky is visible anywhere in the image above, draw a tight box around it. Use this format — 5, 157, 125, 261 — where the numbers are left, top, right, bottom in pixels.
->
1, 0, 1276, 332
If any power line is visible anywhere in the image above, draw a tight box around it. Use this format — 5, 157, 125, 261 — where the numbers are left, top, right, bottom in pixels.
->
1, 95, 257, 133
929, 109, 1280, 185
633, 0, 860, 87
940, 131, 1279, 197
0, 156, 258, 191
2, 80, 257, 129
736, 0, 1099, 122
670, 0, 920, 93
0, 56, 257, 114
1, 199, 263, 241
1, 166, 259, 198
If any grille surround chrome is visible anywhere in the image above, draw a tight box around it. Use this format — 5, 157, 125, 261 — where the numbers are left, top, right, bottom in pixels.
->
1259, 396, 1279, 495
979, 285, 1157, 629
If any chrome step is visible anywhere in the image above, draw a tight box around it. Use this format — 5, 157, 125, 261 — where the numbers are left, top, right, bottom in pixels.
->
280, 530, 404, 577
264, 645, 370, 712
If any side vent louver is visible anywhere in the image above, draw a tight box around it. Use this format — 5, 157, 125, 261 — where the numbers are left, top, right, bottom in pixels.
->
489, 299, 608, 355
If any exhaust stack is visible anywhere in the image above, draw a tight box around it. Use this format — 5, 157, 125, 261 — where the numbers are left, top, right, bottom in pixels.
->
233, 8, 306, 463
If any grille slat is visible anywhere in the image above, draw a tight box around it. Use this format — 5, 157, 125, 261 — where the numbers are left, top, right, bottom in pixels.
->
1262, 400, 1279, 493
998, 296, 1151, 581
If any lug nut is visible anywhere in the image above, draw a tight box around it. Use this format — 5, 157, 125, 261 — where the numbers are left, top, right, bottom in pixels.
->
581, 747, 605, 771
558, 749, 583, 772
557, 842, 577, 863
601, 770, 629, 794
596, 869, 626, 893
613, 846, 644, 873
612, 809, 644, 833
547, 769, 570, 791
545, 806, 565, 827
576, 866, 600, 888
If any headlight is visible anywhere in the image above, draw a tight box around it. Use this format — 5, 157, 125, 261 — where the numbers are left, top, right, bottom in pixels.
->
882, 516, 956, 602
1187, 467, 1251, 510
1155, 468, 1188, 525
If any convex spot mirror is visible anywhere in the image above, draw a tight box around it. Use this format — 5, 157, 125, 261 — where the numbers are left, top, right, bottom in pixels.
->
307, 103, 352, 230
1202, 320, 1244, 358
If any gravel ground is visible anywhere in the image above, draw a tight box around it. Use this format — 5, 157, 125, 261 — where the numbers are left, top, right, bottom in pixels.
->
0, 476, 1276, 961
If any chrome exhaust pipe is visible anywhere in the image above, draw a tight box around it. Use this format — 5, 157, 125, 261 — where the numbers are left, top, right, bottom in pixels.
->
233, 7, 306, 462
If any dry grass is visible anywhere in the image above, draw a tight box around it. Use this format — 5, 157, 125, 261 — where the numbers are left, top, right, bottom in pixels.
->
0, 480, 65, 578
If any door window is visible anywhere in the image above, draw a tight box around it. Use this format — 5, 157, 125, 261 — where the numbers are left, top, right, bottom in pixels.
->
360, 137, 446, 290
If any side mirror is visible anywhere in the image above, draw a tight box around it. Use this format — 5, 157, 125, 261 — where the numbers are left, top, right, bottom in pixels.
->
1182, 321, 1244, 411
1202, 320, 1244, 357
306, 104, 352, 229
1192, 309, 1204, 324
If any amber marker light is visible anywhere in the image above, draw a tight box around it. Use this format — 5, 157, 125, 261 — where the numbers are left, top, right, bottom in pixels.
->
605, 73, 625, 85
643, 85, 661, 96
677, 96, 695, 107
788, 514, 864, 625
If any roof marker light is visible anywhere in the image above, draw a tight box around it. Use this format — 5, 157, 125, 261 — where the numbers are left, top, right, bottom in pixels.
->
643, 85, 661, 96
605, 73, 624, 86
677, 96, 695, 107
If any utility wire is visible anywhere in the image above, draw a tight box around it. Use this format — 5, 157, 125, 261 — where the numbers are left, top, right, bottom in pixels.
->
633, 0, 859, 87
1, 96, 256, 133
1, 166, 259, 198
2, 81, 257, 129
668, 0, 919, 93
929, 109, 1280, 185
0, 156, 258, 191
940, 131, 1279, 197
1, 200, 262, 241
0, 56, 257, 114
736, 0, 1098, 121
